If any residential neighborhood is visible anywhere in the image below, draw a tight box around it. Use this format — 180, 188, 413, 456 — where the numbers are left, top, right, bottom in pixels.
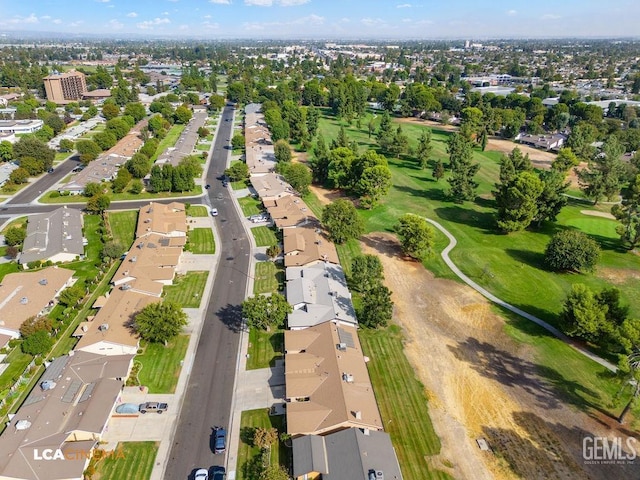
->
0, 3, 639, 480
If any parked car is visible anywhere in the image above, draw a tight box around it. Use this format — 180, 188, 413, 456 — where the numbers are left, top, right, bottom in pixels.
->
212, 466, 226, 480
205, 184, 211, 189
214, 427, 227, 454
222, 180, 228, 188
139, 402, 168, 414
210, 208, 218, 216
249, 214, 268, 223
194, 468, 209, 480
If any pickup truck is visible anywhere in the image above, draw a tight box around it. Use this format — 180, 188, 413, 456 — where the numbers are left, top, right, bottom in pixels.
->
139, 402, 168, 414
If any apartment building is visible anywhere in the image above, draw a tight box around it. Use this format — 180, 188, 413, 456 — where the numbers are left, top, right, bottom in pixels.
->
43, 70, 87, 104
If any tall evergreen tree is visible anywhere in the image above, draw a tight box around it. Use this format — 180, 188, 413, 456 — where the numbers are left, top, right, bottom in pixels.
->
612, 174, 640, 250
416, 129, 433, 169
446, 133, 479, 203
578, 136, 627, 204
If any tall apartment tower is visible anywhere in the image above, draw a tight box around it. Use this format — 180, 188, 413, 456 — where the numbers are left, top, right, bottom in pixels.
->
43, 70, 87, 104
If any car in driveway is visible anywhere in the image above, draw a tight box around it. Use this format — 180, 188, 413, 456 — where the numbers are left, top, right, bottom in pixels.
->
249, 214, 268, 223
194, 468, 209, 480
210, 208, 218, 216
139, 402, 168, 414
213, 427, 227, 454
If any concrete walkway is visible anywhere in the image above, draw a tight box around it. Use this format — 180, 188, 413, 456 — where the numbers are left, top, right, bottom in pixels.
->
425, 217, 618, 372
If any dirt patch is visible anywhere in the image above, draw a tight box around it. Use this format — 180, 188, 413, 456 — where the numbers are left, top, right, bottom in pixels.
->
581, 210, 616, 220
360, 232, 638, 480
598, 267, 640, 285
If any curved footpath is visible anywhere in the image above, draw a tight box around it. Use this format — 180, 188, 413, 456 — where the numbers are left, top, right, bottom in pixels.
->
424, 218, 618, 373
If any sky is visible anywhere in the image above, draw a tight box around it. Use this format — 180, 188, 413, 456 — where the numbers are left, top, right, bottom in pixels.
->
0, 0, 639, 39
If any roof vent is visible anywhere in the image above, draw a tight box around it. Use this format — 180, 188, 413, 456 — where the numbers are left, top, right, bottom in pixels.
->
354, 410, 362, 419
20, 297, 28, 305
98, 323, 109, 331
337, 343, 347, 351
342, 373, 354, 383
120, 284, 132, 291
41, 380, 57, 391
130, 256, 137, 262
39, 279, 48, 286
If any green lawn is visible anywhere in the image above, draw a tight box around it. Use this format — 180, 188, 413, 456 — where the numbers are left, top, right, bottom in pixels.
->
251, 226, 278, 247
0, 349, 32, 394
134, 336, 189, 393
317, 111, 640, 325
253, 261, 284, 294
186, 228, 215, 254
237, 409, 289, 480
93, 442, 158, 480
360, 325, 453, 480
246, 328, 284, 370
64, 214, 102, 282
196, 143, 210, 151
107, 210, 138, 248
40, 186, 203, 203
163, 271, 209, 308
238, 195, 264, 217
187, 205, 209, 217
150, 124, 185, 162
335, 238, 362, 278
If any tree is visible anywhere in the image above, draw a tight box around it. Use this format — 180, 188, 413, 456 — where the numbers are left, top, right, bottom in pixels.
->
197, 126, 210, 139
21, 330, 53, 356
174, 105, 193, 124
111, 168, 132, 193
611, 174, 640, 250
86, 194, 111, 214
4, 226, 26, 246
253, 427, 278, 451
135, 300, 188, 344
578, 136, 626, 204
76, 139, 102, 164
416, 129, 433, 169
259, 465, 289, 480
376, 112, 394, 153
388, 125, 409, 158
354, 164, 392, 208
126, 153, 151, 178
309, 134, 330, 184
447, 133, 479, 203
58, 284, 85, 307
534, 170, 569, 226
552, 148, 580, 174
322, 199, 364, 244
102, 241, 124, 260
129, 179, 143, 194
105, 117, 131, 140
224, 161, 249, 182
17, 157, 44, 176
395, 213, 435, 261
495, 171, 544, 233
208, 94, 225, 111
359, 285, 394, 328
560, 284, 608, 342
432, 160, 445, 181
123, 102, 146, 123
13, 136, 54, 170
83, 182, 102, 197
230, 133, 245, 150
274, 139, 292, 163
19, 316, 53, 338
59, 138, 74, 152
0, 140, 14, 161
102, 102, 120, 120
241, 293, 292, 330
93, 131, 117, 151
266, 244, 281, 261
44, 115, 65, 135
349, 255, 384, 292
544, 229, 601, 272
281, 162, 312, 195
327, 147, 356, 189
617, 350, 640, 424
9, 167, 29, 184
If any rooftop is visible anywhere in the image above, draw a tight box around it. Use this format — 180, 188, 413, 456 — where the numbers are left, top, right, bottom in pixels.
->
285, 322, 382, 436
135, 202, 187, 238
21, 207, 84, 264
283, 226, 339, 267
265, 195, 317, 230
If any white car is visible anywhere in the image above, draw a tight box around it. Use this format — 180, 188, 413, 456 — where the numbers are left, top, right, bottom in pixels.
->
210, 208, 218, 216
195, 468, 209, 480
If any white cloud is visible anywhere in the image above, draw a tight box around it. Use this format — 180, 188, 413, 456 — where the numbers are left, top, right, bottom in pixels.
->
397, 3, 412, 8
69, 21, 84, 27
96, 0, 111, 3
126, 12, 138, 17
24, 14, 39, 24
244, 0, 309, 5
361, 17, 386, 27
210, 0, 231, 3
542, 13, 561, 20
178, 24, 190, 30
52, 19, 62, 24
243, 14, 323, 30
137, 17, 171, 29
202, 20, 220, 29
107, 19, 124, 29
507, 9, 517, 16
41, 15, 51, 20
162, 11, 170, 15
339, 17, 350, 23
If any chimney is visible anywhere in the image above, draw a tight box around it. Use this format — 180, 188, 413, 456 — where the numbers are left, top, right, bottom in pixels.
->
354, 410, 362, 420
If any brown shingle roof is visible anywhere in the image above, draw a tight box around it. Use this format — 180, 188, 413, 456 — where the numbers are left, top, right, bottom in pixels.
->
285, 322, 382, 436
283, 226, 339, 267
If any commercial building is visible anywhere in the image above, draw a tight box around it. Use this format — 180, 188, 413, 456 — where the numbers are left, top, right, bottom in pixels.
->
20, 207, 85, 266
43, 70, 87, 104
0, 119, 44, 135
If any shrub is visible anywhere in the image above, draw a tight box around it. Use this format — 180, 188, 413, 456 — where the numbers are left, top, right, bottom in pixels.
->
544, 229, 601, 272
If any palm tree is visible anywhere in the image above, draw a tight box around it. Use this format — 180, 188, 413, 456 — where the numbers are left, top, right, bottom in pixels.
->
618, 350, 640, 424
